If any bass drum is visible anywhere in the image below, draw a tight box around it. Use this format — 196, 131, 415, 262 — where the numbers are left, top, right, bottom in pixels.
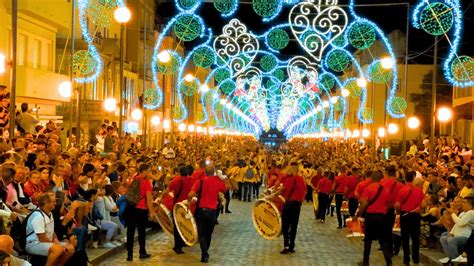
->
252, 195, 285, 240
155, 194, 174, 236
173, 200, 198, 246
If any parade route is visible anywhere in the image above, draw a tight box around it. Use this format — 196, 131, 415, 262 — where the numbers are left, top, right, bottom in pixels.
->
99, 200, 419, 266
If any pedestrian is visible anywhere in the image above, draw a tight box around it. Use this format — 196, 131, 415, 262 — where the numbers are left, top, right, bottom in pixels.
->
277, 162, 306, 254
381, 166, 404, 255
316, 171, 333, 223
333, 165, 348, 228
395, 171, 425, 265
187, 165, 228, 263
17, 103, 39, 134
125, 163, 155, 262
344, 167, 361, 217
354, 170, 393, 266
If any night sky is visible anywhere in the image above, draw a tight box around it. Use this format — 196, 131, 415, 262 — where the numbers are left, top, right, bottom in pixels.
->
155, 0, 474, 65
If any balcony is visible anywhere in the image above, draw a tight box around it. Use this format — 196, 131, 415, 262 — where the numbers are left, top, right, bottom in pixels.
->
16, 66, 70, 102
453, 86, 474, 108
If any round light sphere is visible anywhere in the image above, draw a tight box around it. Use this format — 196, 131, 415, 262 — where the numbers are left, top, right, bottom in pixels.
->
362, 129, 370, 138
131, 109, 143, 120
267, 28, 289, 50
348, 22, 376, 50
178, 123, 186, 132
158, 51, 171, 63
420, 2, 454, 36
437, 107, 452, 122
200, 84, 209, 93
381, 57, 394, 69
188, 124, 195, 132
103, 98, 117, 112
356, 77, 367, 87
151, 115, 161, 126
174, 14, 202, 42
377, 127, 386, 138
387, 123, 399, 134
407, 117, 420, 129
58, 81, 72, 98
341, 89, 350, 97
114, 7, 131, 23
184, 74, 194, 82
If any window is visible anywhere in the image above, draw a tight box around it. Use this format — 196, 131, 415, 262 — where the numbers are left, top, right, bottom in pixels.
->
31, 39, 41, 69
17, 33, 27, 66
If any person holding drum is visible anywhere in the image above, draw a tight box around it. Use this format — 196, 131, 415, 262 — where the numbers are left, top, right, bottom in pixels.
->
353, 170, 393, 266
272, 162, 306, 254
394, 171, 425, 265
187, 165, 228, 263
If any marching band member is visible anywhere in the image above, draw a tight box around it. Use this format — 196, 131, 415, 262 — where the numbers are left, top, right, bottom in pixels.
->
333, 165, 348, 229
316, 171, 334, 223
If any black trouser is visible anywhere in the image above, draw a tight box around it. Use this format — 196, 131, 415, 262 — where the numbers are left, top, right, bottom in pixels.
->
364, 213, 392, 266
196, 208, 217, 259
327, 194, 334, 215
384, 208, 400, 254
348, 198, 358, 217
305, 185, 313, 202
253, 182, 261, 198
467, 232, 474, 266
281, 201, 302, 250
172, 216, 185, 250
335, 193, 344, 227
238, 182, 244, 200
317, 192, 329, 220
243, 182, 252, 201
126, 206, 148, 256
224, 190, 231, 212
400, 212, 421, 264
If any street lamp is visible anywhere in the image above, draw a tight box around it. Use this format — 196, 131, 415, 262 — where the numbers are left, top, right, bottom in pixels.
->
163, 119, 170, 130
387, 123, 399, 134
158, 51, 171, 63
381, 57, 394, 69
330, 96, 338, 104
184, 74, 194, 82
151, 115, 161, 126
200, 84, 209, 93
407, 116, 420, 129
103, 98, 117, 112
352, 129, 360, 138
131, 108, 143, 120
357, 77, 367, 87
341, 89, 350, 97
178, 123, 186, 132
58, 81, 72, 98
188, 124, 195, 132
114, 6, 131, 23
362, 129, 370, 138
377, 127, 386, 138
437, 107, 452, 122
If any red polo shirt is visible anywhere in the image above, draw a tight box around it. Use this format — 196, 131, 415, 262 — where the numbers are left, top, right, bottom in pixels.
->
344, 175, 360, 199
361, 182, 391, 214
355, 179, 371, 199
334, 173, 347, 193
191, 175, 226, 210
191, 168, 206, 183
168, 175, 194, 206
317, 177, 333, 194
396, 183, 425, 212
135, 174, 152, 210
381, 177, 403, 205
282, 175, 306, 202
311, 174, 324, 188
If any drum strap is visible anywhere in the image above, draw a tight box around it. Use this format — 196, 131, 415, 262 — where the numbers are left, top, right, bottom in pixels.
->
367, 185, 383, 209
400, 187, 414, 209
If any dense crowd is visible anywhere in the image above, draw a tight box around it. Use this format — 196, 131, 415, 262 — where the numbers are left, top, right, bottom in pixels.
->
0, 104, 473, 265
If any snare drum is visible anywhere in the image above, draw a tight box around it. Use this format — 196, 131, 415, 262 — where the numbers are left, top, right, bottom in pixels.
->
393, 215, 401, 234
345, 217, 365, 238
173, 200, 199, 246
341, 200, 349, 215
252, 195, 285, 240
155, 194, 174, 236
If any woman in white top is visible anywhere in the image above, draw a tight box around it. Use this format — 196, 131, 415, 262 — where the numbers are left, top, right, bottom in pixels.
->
439, 196, 474, 263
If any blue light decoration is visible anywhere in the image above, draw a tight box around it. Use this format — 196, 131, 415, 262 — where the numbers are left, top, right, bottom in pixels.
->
412, 0, 473, 87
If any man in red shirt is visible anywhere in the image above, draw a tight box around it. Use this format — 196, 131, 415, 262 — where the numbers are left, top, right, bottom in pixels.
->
126, 163, 155, 261
354, 170, 392, 266
344, 167, 361, 217
355, 170, 372, 200
159, 165, 193, 254
316, 171, 333, 223
381, 166, 403, 256
333, 165, 348, 228
395, 171, 425, 265
187, 165, 228, 263
191, 160, 207, 183
276, 162, 306, 254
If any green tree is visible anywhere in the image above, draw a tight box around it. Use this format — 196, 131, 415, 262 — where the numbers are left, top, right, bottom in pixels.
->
410, 69, 452, 135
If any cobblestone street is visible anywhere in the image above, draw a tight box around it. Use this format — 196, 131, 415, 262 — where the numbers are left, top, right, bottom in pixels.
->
99, 200, 421, 266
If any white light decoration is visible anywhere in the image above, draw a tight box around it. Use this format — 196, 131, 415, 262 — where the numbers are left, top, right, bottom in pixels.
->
103, 98, 117, 112
345, 130, 352, 138
225, 102, 233, 109
200, 84, 209, 93
330, 96, 338, 104
158, 51, 171, 63
188, 124, 195, 132
0, 53, 5, 73
114, 6, 131, 23
178, 123, 186, 132
341, 89, 350, 97
357, 77, 367, 87
163, 119, 171, 129
352, 130, 360, 138
58, 81, 72, 98
378, 127, 386, 138
338, 131, 345, 137
151, 115, 161, 126
362, 129, 370, 138
220, 99, 227, 105
131, 109, 143, 120
381, 57, 394, 69
316, 105, 323, 112
437, 107, 452, 122
322, 101, 330, 108
407, 116, 420, 129
196, 126, 203, 133
184, 74, 194, 82
387, 123, 399, 134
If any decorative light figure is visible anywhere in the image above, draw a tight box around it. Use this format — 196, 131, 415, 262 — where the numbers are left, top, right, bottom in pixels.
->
341, 89, 350, 97
362, 129, 370, 138
158, 51, 171, 63
114, 6, 131, 23
184, 74, 194, 82
377, 127, 386, 138
387, 123, 399, 134
322, 101, 330, 108
437, 107, 452, 122
131, 109, 143, 120
330, 96, 338, 104
381, 57, 394, 69
151, 115, 161, 126
178, 123, 186, 132
407, 116, 420, 129
356, 77, 367, 87
103, 98, 117, 112
58, 81, 72, 98
200, 84, 209, 93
